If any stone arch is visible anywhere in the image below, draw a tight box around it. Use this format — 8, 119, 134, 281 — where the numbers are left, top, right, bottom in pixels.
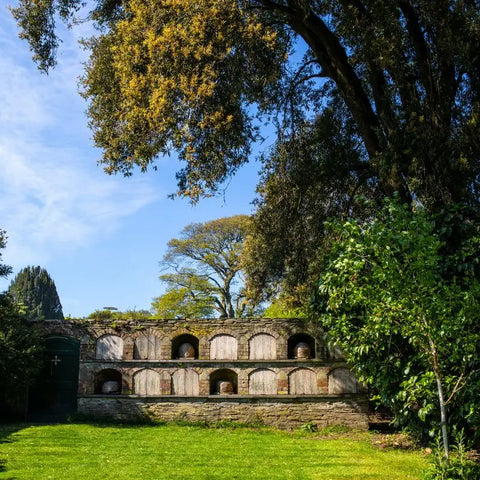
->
96, 334, 123, 360
171, 334, 199, 359
133, 368, 161, 395
171, 368, 200, 396
209, 368, 238, 394
328, 368, 359, 394
94, 368, 122, 394
134, 334, 162, 360
288, 367, 318, 394
248, 333, 277, 360
287, 333, 315, 359
209, 334, 238, 360
248, 368, 277, 395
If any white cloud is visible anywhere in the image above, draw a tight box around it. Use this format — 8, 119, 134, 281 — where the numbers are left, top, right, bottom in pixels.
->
0, 138, 159, 268
0, 7, 160, 269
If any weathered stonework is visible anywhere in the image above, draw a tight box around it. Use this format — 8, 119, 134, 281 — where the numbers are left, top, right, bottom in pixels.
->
77, 395, 369, 430
40, 317, 368, 430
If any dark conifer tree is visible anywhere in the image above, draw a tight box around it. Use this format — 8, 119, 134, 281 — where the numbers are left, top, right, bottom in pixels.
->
8, 266, 64, 320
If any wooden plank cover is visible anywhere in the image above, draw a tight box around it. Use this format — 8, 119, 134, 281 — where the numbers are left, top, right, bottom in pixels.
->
288, 368, 317, 394
248, 369, 277, 395
134, 335, 161, 360
96, 335, 123, 360
249, 334, 276, 360
210, 335, 238, 360
328, 368, 358, 394
172, 369, 199, 396
134, 369, 160, 395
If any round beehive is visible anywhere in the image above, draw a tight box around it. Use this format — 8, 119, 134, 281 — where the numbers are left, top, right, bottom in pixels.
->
177, 342, 195, 359
294, 342, 311, 359
101, 380, 120, 394
217, 380, 234, 395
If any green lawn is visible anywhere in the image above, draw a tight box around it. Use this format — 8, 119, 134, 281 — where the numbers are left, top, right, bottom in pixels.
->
0, 423, 427, 479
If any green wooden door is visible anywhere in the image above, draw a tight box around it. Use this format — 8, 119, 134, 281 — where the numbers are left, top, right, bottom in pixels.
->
29, 336, 80, 420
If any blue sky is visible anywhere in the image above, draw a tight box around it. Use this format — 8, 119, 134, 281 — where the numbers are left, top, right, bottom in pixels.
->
0, 6, 271, 317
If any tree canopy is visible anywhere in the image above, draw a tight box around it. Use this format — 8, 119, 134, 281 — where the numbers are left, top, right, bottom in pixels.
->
13, 0, 480, 302
317, 199, 480, 450
12, 1, 480, 206
244, 106, 380, 303
157, 215, 254, 318
8, 266, 64, 321
151, 271, 216, 319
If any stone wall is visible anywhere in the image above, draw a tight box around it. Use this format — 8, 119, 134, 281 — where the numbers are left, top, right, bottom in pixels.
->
77, 395, 369, 430
40, 317, 369, 430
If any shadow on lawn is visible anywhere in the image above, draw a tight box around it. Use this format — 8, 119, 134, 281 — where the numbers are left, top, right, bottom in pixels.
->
0, 423, 32, 479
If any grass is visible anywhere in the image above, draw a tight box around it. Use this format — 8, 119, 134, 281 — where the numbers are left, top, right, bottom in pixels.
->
0, 422, 427, 479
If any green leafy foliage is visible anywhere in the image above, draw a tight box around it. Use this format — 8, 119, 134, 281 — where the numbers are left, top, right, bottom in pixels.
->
423, 431, 480, 480
0, 232, 42, 414
151, 271, 215, 319
87, 309, 154, 322
0, 293, 43, 412
317, 198, 480, 447
11, 1, 480, 207
0, 230, 13, 279
262, 294, 307, 319
8, 266, 64, 321
244, 108, 379, 303
157, 215, 257, 318
12, 1, 480, 309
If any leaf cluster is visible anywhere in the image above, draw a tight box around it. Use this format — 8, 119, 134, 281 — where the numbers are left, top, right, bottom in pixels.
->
317, 198, 480, 441
13, 1, 480, 206
0, 293, 44, 408
79, 0, 288, 201
0, 229, 13, 279
244, 106, 379, 304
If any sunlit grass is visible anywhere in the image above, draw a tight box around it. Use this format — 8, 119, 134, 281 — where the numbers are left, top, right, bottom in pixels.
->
0, 423, 427, 479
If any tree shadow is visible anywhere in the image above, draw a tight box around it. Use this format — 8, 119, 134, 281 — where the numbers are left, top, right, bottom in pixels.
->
0, 422, 30, 479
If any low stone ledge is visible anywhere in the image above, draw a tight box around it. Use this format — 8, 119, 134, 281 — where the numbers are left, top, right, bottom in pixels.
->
77, 395, 369, 430
80, 359, 345, 367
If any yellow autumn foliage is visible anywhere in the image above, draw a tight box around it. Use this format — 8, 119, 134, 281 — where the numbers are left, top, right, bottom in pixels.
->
80, 0, 282, 199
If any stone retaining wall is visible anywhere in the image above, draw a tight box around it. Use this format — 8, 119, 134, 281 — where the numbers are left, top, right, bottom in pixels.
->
39, 318, 368, 428
77, 395, 369, 430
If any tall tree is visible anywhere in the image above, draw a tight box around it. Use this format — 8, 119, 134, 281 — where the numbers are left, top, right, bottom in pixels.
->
317, 199, 480, 452
159, 215, 253, 318
8, 266, 64, 321
244, 105, 380, 304
11, 1, 480, 207
151, 271, 216, 319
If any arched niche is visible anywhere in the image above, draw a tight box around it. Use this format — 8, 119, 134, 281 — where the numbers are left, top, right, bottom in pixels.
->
171, 334, 199, 359
94, 369, 122, 394
96, 335, 123, 360
248, 368, 277, 395
209, 334, 238, 360
209, 369, 238, 394
172, 369, 200, 396
287, 333, 315, 359
134, 335, 161, 360
288, 368, 318, 395
248, 333, 276, 360
328, 368, 359, 394
134, 369, 160, 396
